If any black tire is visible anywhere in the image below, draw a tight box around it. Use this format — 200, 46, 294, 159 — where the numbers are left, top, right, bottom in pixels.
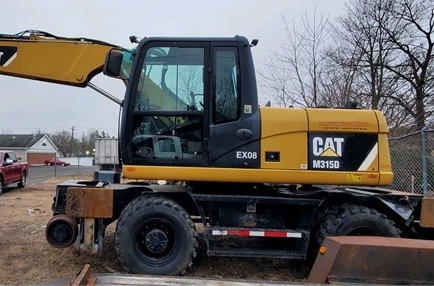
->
311, 204, 400, 259
0, 177, 3, 195
115, 195, 197, 275
17, 172, 26, 188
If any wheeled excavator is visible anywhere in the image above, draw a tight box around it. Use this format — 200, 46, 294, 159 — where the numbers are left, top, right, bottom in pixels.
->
2, 30, 434, 279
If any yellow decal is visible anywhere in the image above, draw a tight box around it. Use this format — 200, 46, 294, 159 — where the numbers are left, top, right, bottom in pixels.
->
345, 174, 362, 182
320, 148, 339, 157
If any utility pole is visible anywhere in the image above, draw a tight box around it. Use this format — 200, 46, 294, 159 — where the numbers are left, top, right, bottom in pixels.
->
71, 126, 75, 157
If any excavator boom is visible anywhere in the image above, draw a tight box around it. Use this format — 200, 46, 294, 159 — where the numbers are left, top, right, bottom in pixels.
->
0, 30, 125, 87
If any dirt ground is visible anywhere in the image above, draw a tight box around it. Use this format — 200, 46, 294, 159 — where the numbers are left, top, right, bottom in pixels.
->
0, 178, 311, 285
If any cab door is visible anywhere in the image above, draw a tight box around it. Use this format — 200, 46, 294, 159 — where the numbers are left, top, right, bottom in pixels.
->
208, 45, 261, 168
124, 41, 211, 166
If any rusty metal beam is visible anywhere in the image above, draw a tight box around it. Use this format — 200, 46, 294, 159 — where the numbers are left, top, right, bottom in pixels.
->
66, 188, 113, 218
421, 197, 434, 227
308, 236, 434, 285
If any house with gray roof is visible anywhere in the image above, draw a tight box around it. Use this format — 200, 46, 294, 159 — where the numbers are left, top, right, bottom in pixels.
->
0, 134, 59, 164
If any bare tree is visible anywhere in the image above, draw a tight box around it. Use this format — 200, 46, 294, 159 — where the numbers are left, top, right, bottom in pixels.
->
375, 0, 434, 130
260, 0, 434, 133
259, 7, 330, 107
259, 57, 294, 107
327, 0, 410, 130
96, 130, 111, 138
50, 129, 110, 157
323, 0, 434, 132
50, 130, 74, 157
78, 129, 97, 156
179, 66, 203, 108
320, 43, 361, 107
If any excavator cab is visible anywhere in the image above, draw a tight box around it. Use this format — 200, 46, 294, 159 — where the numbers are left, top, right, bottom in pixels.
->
105, 37, 261, 169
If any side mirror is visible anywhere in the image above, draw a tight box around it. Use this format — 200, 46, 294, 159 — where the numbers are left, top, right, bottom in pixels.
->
104, 49, 124, 77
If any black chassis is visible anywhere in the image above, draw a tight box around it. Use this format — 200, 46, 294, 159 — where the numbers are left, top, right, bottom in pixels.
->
50, 180, 432, 244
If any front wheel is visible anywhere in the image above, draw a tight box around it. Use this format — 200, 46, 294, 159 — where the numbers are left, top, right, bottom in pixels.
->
311, 204, 400, 259
115, 195, 197, 275
0, 177, 3, 195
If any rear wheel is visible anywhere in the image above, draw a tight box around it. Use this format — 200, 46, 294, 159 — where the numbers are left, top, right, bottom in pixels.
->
311, 204, 400, 260
17, 172, 26, 188
115, 195, 197, 275
0, 177, 3, 195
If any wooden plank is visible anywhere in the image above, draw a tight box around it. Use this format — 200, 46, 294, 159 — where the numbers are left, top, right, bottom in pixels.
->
45, 273, 300, 286
83, 275, 296, 285
71, 264, 91, 286
66, 188, 113, 218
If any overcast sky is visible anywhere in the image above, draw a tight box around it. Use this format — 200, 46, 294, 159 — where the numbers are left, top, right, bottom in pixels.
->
1, 0, 346, 137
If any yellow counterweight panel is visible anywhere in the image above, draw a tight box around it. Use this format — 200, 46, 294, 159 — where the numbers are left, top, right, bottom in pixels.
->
257, 106, 393, 186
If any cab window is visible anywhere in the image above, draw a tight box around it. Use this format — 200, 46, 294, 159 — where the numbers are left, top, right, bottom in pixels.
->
135, 47, 204, 112
131, 45, 205, 163
214, 47, 239, 123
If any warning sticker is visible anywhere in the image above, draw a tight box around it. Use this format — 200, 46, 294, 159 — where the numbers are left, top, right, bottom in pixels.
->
345, 174, 362, 182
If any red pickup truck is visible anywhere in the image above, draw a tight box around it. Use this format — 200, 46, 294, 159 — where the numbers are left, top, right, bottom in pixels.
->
0, 150, 29, 195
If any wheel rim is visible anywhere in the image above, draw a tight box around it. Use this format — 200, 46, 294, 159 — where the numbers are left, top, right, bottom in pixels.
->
145, 229, 169, 254
22, 175, 26, 186
135, 218, 177, 265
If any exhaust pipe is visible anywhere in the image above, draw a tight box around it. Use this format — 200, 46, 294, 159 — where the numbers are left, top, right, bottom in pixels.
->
46, 214, 78, 248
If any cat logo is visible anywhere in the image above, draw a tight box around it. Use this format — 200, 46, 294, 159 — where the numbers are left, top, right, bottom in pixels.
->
312, 137, 344, 157
0, 47, 18, 67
